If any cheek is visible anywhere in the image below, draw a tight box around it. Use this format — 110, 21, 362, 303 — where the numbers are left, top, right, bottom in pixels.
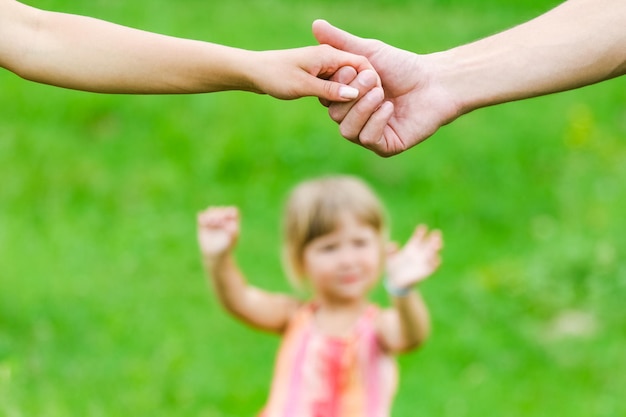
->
302, 253, 331, 279
362, 247, 383, 271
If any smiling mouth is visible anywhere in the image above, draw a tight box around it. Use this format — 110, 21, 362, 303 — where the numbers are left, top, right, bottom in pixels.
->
339, 275, 360, 284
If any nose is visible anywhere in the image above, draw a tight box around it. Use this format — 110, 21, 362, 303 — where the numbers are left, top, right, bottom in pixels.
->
336, 245, 359, 267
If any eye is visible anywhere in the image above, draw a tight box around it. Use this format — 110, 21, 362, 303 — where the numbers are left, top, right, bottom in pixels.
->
353, 237, 371, 247
320, 243, 338, 252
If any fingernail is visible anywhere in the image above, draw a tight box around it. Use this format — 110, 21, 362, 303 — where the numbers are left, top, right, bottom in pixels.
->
358, 70, 377, 87
339, 86, 359, 99
366, 87, 384, 103
380, 100, 393, 113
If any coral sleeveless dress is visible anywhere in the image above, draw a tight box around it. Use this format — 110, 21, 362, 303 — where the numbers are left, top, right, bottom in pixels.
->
258, 303, 398, 417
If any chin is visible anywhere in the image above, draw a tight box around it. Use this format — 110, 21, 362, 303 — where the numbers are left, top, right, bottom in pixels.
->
335, 287, 370, 301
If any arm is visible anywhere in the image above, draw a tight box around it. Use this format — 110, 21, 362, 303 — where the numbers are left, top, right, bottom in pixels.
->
197, 206, 299, 334
376, 225, 443, 353
0, 0, 371, 101
443, 0, 626, 112
313, 0, 626, 156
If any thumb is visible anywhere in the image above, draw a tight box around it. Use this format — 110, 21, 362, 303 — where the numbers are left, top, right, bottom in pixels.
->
312, 19, 370, 56
386, 241, 400, 256
306, 77, 359, 102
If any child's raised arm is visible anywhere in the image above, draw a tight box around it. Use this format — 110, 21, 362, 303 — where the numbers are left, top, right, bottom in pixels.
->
197, 206, 299, 334
376, 225, 443, 353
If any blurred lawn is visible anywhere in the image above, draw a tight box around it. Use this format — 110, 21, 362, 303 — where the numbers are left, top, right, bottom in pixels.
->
1, 0, 625, 416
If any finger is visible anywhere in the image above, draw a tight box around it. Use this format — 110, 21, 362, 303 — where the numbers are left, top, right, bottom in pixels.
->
312, 19, 371, 57
404, 225, 427, 251
430, 257, 442, 271
355, 101, 394, 151
335, 87, 385, 141
333, 66, 358, 84
319, 66, 357, 107
328, 69, 380, 121
201, 207, 235, 228
312, 44, 378, 82
386, 241, 399, 255
198, 210, 217, 227
416, 224, 428, 239
313, 65, 378, 103
429, 230, 443, 249
224, 206, 239, 220
420, 233, 443, 257
309, 77, 359, 102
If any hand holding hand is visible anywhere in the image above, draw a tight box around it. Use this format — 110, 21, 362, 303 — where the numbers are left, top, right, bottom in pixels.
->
313, 19, 461, 156
197, 206, 240, 260
250, 44, 380, 102
386, 225, 443, 291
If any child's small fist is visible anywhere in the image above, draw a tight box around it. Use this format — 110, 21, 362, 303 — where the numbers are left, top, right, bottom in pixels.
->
197, 206, 240, 257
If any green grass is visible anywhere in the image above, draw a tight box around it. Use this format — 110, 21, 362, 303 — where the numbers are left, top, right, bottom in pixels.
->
1, 0, 625, 416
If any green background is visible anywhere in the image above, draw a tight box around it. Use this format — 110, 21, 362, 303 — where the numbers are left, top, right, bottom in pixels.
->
1, 1, 625, 416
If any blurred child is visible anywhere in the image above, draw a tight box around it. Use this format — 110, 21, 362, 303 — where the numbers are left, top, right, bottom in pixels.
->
197, 175, 443, 417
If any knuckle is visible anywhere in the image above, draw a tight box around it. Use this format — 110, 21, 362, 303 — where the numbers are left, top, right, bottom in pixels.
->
338, 124, 358, 141
328, 105, 346, 123
317, 44, 332, 54
323, 81, 335, 98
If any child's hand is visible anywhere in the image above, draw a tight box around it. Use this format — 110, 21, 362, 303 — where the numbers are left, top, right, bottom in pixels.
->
386, 225, 443, 290
249, 45, 378, 101
197, 206, 240, 259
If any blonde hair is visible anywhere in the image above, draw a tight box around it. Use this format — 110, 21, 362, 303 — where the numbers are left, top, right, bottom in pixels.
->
282, 175, 388, 288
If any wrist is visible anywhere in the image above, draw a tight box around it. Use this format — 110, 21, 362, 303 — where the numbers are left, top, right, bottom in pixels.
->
235, 50, 267, 95
428, 48, 484, 117
384, 277, 412, 298
435, 35, 542, 114
202, 251, 231, 266
202, 45, 261, 94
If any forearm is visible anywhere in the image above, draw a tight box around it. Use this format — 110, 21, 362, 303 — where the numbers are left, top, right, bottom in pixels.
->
2, 2, 257, 94
391, 289, 430, 351
202, 254, 252, 317
201, 251, 297, 333
434, 0, 626, 114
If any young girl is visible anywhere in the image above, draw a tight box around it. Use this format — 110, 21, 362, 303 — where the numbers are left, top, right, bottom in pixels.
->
197, 175, 443, 417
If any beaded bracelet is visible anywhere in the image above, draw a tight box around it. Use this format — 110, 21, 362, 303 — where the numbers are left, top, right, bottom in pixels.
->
384, 278, 411, 297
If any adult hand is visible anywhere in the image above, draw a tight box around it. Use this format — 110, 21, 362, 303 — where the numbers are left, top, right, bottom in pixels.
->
313, 19, 461, 156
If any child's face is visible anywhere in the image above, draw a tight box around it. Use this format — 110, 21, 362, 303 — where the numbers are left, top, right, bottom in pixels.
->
301, 212, 382, 303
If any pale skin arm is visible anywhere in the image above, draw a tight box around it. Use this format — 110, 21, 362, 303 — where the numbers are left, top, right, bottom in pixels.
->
313, 0, 626, 156
0, 0, 373, 101
376, 225, 443, 353
197, 206, 299, 333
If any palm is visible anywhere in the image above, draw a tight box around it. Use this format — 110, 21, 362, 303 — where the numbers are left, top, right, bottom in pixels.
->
375, 51, 458, 155
386, 226, 442, 288
369, 48, 427, 154
198, 227, 234, 256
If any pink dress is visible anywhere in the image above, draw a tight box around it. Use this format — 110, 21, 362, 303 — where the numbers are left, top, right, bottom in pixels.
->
258, 303, 398, 417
